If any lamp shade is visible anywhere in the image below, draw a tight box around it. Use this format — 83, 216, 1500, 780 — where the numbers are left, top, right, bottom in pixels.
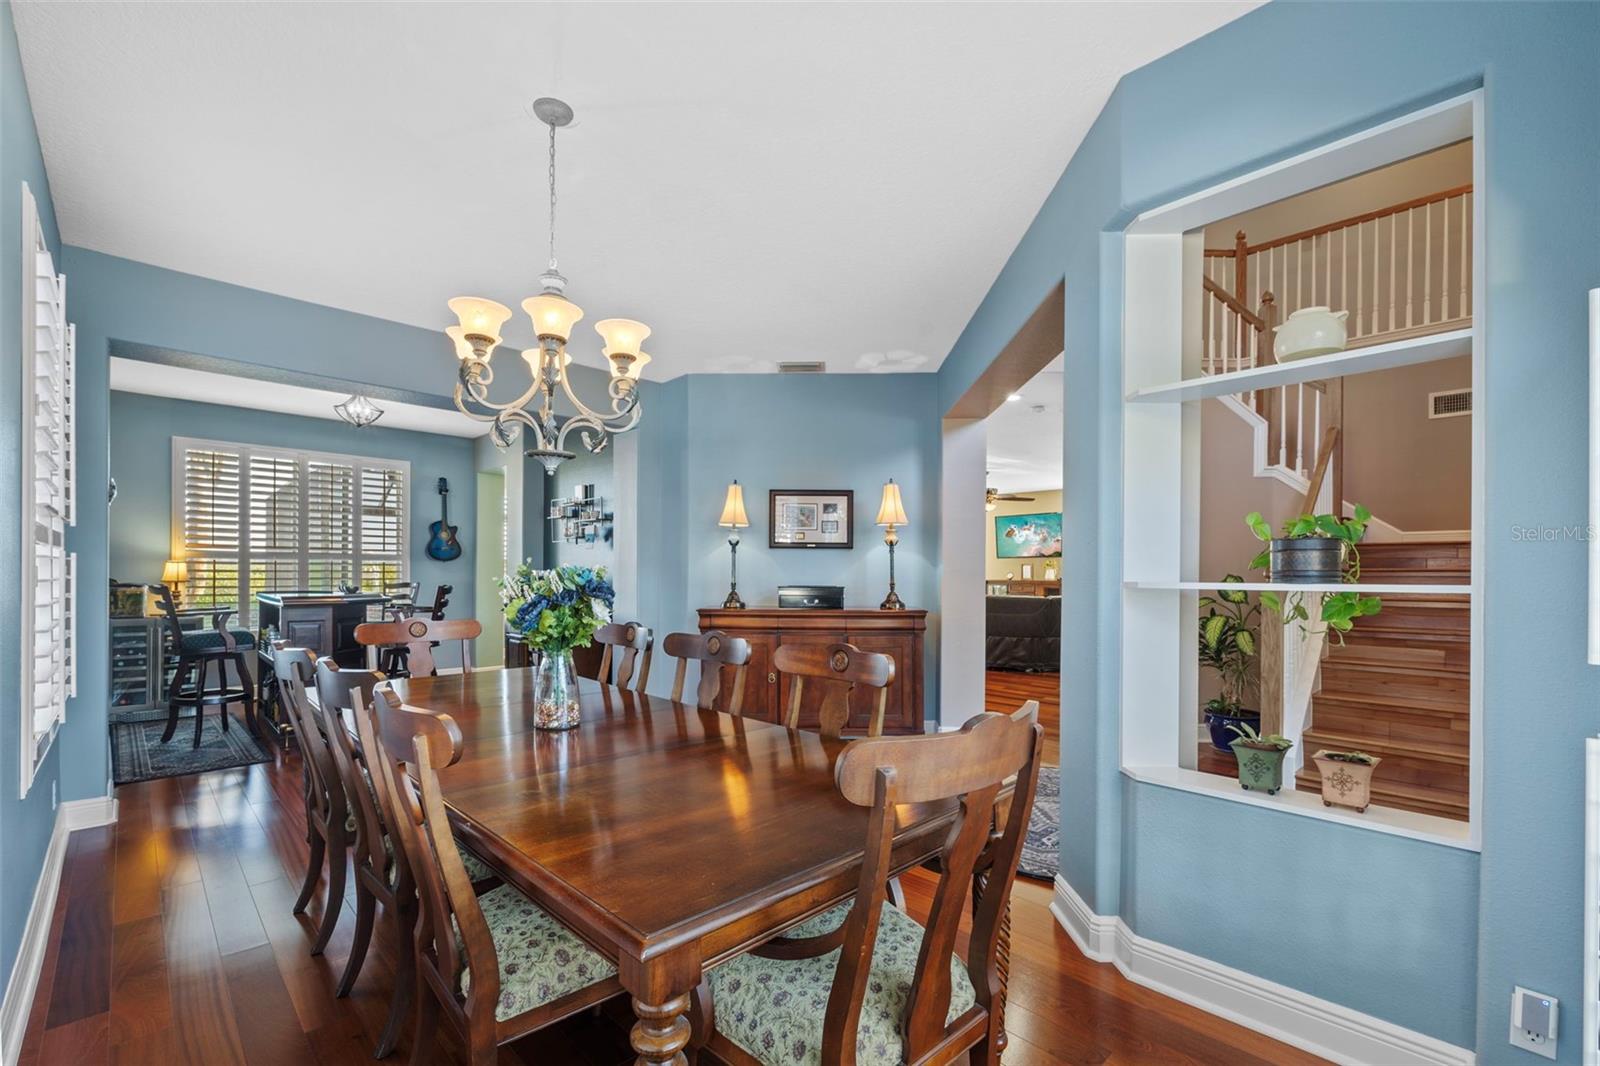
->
162, 559, 188, 585
595, 318, 651, 360
445, 326, 476, 360
447, 297, 513, 344
719, 481, 750, 528
523, 292, 585, 343
876, 480, 909, 526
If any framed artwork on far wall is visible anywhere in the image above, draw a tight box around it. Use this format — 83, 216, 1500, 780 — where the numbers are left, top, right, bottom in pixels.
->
994, 511, 1063, 559
770, 489, 853, 548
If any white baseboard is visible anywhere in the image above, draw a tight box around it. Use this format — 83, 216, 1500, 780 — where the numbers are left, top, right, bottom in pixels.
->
1049, 875, 1475, 1066
0, 795, 118, 1066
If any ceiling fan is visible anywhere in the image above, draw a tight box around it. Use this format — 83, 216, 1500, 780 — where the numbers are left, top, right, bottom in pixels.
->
985, 485, 1036, 512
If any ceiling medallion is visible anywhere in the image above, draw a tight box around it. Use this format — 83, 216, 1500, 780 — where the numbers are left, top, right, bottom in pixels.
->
334, 393, 385, 428
444, 98, 650, 475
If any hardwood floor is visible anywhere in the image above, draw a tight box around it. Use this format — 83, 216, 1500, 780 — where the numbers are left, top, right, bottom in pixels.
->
18, 726, 1324, 1065
985, 670, 1060, 766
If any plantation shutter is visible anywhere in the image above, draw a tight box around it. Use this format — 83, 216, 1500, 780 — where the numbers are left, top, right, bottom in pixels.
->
21, 182, 76, 795
174, 438, 407, 631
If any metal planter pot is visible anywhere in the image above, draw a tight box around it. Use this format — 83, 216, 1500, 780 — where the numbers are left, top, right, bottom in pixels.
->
1230, 741, 1289, 794
1270, 536, 1344, 583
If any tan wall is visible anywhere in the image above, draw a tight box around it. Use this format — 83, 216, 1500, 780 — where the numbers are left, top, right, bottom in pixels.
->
1205, 140, 1471, 249
984, 490, 1063, 580
1199, 400, 1306, 582
1343, 356, 1471, 531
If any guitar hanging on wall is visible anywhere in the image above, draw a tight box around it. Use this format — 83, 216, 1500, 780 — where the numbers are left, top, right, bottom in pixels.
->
426, 477, 463, 562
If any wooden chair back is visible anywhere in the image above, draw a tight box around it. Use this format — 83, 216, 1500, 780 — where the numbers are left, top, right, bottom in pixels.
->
383, 580, 420, 615
423, 583, 453, 619
593, 621, 653, 692
272, 644, 343, 833
662, 630, 751, 712
354, 616, 481, 677
362, 686, 498, 1047
825, 712, 1043, 1062
151, 582, 242, 651
313, 658, 393, 886
773, 642, 895, 739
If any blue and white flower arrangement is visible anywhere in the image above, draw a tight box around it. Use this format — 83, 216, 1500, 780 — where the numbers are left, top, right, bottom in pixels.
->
499, 563, 614, 653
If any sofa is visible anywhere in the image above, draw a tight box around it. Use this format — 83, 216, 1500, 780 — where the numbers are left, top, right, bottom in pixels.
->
985, 594, 1061, 672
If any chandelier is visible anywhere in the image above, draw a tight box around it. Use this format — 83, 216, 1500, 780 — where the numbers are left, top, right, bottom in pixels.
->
445, 98, 650, 474
334, 393, 384, 428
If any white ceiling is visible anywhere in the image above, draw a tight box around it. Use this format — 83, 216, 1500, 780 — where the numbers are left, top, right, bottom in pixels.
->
986, 353, 1062, 493
14, 1, 1256, 380
109, 358, 486, 438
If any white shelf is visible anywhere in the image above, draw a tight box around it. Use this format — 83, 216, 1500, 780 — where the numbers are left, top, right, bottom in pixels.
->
1125, 580, 1469, 595
1126, 327, 1472, 404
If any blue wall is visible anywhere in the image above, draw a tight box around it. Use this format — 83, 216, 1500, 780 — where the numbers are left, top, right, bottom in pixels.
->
938, 1, 1600, 1056
543, 447, 615, 570
108, 391, 477, 626
0, 0, 63, 990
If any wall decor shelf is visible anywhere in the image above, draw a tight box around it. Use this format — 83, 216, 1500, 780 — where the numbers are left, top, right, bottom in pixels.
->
548, 485, 611, 545
1125, 327, 1471, 404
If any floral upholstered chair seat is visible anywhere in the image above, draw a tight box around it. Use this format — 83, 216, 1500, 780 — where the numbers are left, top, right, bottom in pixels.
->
458, 884, 618, 1021
707, 901, 976, 1065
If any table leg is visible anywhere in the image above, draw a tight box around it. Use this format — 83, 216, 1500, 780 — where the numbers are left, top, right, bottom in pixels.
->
630, 993, 691, 1065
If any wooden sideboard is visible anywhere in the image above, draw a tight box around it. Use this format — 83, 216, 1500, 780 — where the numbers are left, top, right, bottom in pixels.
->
696, 607, 927, 735
987, 578, 1061, 597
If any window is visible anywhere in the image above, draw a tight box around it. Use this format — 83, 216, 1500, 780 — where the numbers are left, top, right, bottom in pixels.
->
173, 437, 408, 627
20, 181, 76, 797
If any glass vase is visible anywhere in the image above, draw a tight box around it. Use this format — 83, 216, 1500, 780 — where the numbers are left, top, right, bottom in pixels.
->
533, 647, 582, 730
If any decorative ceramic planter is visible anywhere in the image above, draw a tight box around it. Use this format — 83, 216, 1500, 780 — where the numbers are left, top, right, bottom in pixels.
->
1269, 536, 1344, 583
1313, 752, 1382, 813
1204, 708, 1260, 753
1229, 740, 1290, 794
1273, 306, 1350, 361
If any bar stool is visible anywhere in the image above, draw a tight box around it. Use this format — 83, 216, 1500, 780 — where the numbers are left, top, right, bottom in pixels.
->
154, 584, 259, 748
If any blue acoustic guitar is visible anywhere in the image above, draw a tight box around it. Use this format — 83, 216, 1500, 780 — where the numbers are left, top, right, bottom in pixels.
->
426, 477, 462, 562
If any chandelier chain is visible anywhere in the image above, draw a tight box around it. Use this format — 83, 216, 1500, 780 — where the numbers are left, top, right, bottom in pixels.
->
547, 120, 558, 271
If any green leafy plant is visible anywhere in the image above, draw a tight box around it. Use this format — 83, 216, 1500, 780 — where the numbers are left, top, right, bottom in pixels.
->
1314, 749, 1377, 765
1227, 720, 1293, 752
1199, 575, 1259, 716
1245, 505, 1382, 641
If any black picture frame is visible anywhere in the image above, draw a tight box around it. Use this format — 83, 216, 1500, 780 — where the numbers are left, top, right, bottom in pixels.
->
769, 489, 854, 548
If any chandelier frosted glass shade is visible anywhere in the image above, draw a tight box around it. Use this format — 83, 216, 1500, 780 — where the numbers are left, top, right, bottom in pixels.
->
523, 293, 585, 342
447, 297, 513, 348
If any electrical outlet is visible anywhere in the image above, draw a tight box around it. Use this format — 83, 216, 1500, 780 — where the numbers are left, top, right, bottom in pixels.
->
1510, 986, 1557, 1060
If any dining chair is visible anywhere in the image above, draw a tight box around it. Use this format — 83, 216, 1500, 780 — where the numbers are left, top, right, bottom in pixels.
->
378, 584, 454, 673
383, 580, 421, 616
773, 642, 895, 739
699, 711, 1044, 1065
316, 660, 499, 1058
593, 621, 653, 692
362, 686, 624, 1066
662, 630, 752, 712
355, 616, 481, 677
271, 644, 349, 956
153, 582, 259, 748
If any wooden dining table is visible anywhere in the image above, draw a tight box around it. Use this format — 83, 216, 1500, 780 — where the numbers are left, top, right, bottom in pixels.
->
384, 667, 961, 1065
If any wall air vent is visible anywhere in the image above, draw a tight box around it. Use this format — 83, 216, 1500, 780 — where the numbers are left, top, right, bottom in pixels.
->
1428, 388, 1472, 419
777, 361, 826, 374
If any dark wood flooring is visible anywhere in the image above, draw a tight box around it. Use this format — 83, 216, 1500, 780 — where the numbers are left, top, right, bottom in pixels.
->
17, 716, 1323, 1065
984, 670, 1060, 766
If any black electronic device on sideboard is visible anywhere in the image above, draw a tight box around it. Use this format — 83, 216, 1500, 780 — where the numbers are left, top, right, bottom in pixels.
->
777, 585, 844, 610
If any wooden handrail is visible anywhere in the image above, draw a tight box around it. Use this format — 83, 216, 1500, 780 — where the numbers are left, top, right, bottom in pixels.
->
1206, 183, 1472, 259
1202, 276, 1268, 332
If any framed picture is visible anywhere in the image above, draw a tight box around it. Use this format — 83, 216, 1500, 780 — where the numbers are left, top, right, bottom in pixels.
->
1021, 563, 1034, 579
994, 511, 1063, 559
770, 490, 853, 548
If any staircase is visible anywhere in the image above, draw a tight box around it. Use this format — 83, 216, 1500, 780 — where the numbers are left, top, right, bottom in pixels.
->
1294, 542, 1471, 820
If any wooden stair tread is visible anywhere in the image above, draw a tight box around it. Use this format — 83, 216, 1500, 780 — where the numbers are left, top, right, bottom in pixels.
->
1322, 658, 1468, 681
1294, 769, 1468, 819
1313, 687, 1467, 716
1302, 729, 1469, 764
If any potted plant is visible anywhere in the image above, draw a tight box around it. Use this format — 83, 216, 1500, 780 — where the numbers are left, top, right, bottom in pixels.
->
1312, 749, 1382, 813
1199, 576, 1260, 752
1246, 505, 1382, 642
1227, 722, 1294, 795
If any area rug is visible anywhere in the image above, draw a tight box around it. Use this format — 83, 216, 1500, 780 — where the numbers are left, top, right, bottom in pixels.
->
113, 710, 271, 785
1017, 764, 1060, 881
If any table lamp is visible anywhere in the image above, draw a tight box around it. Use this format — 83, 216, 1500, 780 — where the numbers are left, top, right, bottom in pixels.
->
876, 479, 909, 610
719, 480, 750, 609
162, 559, 188, 608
